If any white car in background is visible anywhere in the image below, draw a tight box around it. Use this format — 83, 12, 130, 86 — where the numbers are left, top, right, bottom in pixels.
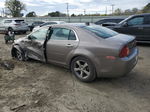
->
0, 19, 29, 33
32, 21, 66, 32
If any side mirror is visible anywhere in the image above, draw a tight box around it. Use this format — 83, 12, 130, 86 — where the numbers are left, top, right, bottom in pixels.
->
122, 22, 128, 27
28, 35, 36, 40
28, 35, 32, 40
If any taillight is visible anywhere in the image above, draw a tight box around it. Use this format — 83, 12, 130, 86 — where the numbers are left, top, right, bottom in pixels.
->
119, 46, 130, 58
14, 24, 20, 26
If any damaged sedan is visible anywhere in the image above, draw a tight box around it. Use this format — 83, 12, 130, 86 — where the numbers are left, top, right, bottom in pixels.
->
11, 24, 138, 82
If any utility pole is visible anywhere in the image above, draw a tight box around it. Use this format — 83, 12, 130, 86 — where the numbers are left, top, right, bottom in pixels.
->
66, 3, 69, 17
111, 4, 115, 15
105, 6, 107, 15
66, 3, 70, 22
2, 8, 5, 17
84, 9, 86, 15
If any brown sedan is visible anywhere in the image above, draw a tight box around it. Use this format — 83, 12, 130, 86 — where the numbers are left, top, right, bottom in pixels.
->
11, 24, 138, 82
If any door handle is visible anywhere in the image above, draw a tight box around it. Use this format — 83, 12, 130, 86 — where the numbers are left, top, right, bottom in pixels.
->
66, 44, 73, 48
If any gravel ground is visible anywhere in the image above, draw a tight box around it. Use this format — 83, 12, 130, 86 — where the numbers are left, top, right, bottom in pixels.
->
0, 33, 150, 112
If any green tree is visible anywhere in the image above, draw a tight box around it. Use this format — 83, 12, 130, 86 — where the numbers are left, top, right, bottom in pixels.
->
132, 8, 139, 14
5, 0, 26, 17
114, 8, 122, 15
71, 14, 76, 17
26, 11, 36, 17
48, 11, 66, 17
142, 3, 150, 13
124, 9, 132, 15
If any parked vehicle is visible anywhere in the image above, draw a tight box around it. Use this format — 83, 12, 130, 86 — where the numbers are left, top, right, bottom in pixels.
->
108, 13, 150, 43
32, 21, 66, 31
0, 19, 29, 34
95, 18, 125, 26
11, 23, 138, 82
28, 21, 45, 31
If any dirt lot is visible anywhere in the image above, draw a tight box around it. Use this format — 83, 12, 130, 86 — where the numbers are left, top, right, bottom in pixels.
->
0, 33, 150, 112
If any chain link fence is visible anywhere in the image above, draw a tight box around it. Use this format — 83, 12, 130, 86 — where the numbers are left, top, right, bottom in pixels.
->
0, 15, 128, 23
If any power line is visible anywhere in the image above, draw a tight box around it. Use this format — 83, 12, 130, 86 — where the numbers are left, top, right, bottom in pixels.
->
111, 4, 115, 14
84, 9, 86, 15
105, 6, 107, 15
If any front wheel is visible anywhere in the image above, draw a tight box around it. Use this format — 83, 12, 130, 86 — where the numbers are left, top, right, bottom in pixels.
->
71, 56, 96, 82
15, 49, 25, 61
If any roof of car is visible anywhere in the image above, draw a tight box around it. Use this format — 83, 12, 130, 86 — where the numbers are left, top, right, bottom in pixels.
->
44, 21, 66, 24
46, 23, 95, 29
133, 13, 150, 16
3, 18, 24, 20
99, 18, 125, 20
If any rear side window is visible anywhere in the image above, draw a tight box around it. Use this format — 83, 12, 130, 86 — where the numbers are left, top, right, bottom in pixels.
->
81, 25, 118, 39
4, 20, 12, 23
69, 30, 76, 40
50, 28, 77, 40
15, 20, 24, 23
50, 28, 70, 40
127, 16, 144, 26
144, 15, 150, 24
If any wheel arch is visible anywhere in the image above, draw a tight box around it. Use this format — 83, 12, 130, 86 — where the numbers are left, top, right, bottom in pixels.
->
11, 44, 24, 58
67, 47, 103, 76
68, 53, 100, 78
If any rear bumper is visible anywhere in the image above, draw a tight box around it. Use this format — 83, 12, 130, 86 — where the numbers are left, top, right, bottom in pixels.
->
97, 48, 138, 77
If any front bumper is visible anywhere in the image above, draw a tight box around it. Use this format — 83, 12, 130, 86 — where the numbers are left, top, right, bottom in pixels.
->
97, 48, 138, 77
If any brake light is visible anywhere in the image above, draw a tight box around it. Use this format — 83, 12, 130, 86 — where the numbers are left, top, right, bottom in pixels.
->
119, 46, 130, 58
14, 24, 20, 26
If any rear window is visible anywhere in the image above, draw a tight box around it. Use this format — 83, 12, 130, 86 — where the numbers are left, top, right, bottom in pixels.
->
15, 20, 24, 23
81, 25, 118, 39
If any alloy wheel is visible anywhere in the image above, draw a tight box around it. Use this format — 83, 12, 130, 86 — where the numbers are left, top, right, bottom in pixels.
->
16, 50, 23, 61
74, 60, 90, 79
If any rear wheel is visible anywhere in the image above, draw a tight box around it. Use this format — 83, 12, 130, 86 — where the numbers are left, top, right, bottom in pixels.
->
71, 56, 96, 82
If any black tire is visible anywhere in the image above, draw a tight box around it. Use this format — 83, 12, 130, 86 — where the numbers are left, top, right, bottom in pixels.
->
71, 56, 96, 82
5, 40, 8, 44
15, 49, 25, 61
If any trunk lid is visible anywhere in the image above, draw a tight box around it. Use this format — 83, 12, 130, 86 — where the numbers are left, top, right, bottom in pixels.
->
106, 34, 136, 57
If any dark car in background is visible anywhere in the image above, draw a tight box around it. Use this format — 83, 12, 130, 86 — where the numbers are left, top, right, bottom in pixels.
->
28, 21, 45, 31
95, 18, 125, 26
109, 13, 150, 43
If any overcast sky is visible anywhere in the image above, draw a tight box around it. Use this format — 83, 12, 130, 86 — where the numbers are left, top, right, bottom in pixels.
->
0, 0, 149, 16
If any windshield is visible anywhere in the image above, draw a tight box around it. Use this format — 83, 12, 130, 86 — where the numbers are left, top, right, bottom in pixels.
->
81, 25, 118, 39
